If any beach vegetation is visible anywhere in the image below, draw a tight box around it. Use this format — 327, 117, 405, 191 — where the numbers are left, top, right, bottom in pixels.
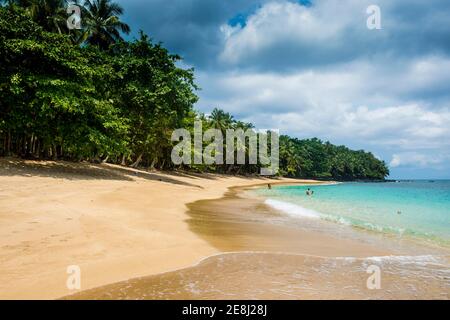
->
0, 3, 389, 180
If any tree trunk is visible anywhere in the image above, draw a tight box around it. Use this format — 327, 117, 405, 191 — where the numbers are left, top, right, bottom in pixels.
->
30, 134, 35, 155
16, 136, 22, 155
2, 134, 6, 156
131, 153, 143, 168
149, 157, 157, 170
35, 139, 41, 159
42, 143, 49, 159
25, 135, 33, 158
23, 135, 28, 156
52, 144, 58, 161
6, 131, 11, 155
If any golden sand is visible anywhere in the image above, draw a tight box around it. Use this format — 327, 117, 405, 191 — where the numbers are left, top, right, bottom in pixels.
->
0, 158, 312, 299
65, 252, 450, 300
66, 182, 450, 300
1, 158, 448, 300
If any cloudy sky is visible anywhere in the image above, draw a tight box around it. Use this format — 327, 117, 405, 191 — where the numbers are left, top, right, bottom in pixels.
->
117, 0, 450, 179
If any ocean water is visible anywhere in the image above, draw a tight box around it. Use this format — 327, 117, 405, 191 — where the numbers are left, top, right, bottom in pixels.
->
67, 181, 450, 300
255, 181, 450, 246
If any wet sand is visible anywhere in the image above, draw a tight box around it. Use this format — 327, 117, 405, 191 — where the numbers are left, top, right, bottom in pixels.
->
185, 186, 392, 257
66, 185, 450, 300
64, 252, 450, 300
0, 158, 313, 299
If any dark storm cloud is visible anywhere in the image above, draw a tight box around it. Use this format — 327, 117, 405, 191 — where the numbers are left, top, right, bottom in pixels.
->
117, 0, 269, 68
115, 0, 450, 178
117, 0, 450, 72
218, 0, 450, 72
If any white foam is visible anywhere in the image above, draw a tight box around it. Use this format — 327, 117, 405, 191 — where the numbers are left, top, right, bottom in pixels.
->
365, 255, 445, 265
265, 198, 321, 219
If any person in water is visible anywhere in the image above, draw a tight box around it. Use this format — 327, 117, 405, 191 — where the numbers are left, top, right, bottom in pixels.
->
306, 188, 312, 196
268, 183, 272, 190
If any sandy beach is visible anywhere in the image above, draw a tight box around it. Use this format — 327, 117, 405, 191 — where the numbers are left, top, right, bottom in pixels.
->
0, 158, 314, 299
1, 0, 449, 304
1, 158, 448, 300
66, 182, 449, 300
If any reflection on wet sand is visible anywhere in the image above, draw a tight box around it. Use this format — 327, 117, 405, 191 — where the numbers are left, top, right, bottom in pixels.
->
66, 252, 449, 300
65, 186, 450, 300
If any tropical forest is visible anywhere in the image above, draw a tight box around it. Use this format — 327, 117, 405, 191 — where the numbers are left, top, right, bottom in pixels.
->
0, 0, 389, 180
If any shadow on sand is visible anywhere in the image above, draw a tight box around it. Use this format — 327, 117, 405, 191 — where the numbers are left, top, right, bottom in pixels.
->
0, 157, 265, 188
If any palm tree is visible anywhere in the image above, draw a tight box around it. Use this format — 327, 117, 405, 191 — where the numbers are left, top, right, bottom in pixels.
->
234, 120, 253, 131
209, 108, 234, 134
4, 0, 67, 33
81, 0, 130, 49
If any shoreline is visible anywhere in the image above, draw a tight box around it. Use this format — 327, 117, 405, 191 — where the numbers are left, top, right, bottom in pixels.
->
184, 183, 394, 257
245, 184, 450, 253
64, 251, 450, 300
1, 158, 448, 299
65, 181, 450, 300
0, 158, 317, 299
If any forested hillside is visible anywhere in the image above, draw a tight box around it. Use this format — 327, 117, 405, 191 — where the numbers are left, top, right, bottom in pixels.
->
0, 2, 389, 180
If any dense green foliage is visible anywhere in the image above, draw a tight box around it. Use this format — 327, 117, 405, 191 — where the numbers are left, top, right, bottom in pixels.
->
0, 4, 389, 180
279, 136, 389, 180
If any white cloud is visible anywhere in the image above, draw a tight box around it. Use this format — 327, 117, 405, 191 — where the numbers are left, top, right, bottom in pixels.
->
220, 24, 242, 40
219, 0, 362, 65
198, 0, 450, 177
197, 55, 450, 151
116, 0, 450, 178
220, 0, 380, 64
252, 104, 450, 152
390, 152, 450, 168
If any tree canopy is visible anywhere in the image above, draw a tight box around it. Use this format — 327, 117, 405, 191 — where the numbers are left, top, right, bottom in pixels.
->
0, 4, 389, 180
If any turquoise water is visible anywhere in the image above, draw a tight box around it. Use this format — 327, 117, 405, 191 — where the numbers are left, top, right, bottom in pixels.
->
255, 181, 450, 246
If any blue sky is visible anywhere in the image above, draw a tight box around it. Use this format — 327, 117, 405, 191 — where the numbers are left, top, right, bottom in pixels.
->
116, 0, 450, 179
